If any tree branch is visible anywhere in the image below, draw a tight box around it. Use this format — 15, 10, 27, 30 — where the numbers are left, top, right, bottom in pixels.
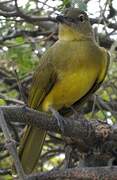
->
0, 29, 53, 42
1, 104, 117, 178
90, 18, 117, 30
1, 105, 117, 155
14, 0, 56, 23
27, 166, 117, 180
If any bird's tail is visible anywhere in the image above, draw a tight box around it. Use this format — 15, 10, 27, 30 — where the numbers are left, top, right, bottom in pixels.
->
19, 125, 46, 174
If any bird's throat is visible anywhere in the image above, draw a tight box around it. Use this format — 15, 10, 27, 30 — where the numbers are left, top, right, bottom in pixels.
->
58, 24, 92, 41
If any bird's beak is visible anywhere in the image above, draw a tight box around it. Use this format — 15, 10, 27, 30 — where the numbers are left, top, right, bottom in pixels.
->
56, 15, 65, 23
56, 15, 75, 26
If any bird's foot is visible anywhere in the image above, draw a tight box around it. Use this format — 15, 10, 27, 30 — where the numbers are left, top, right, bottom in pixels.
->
64, 144, 72, 169
49, 107, 65, 133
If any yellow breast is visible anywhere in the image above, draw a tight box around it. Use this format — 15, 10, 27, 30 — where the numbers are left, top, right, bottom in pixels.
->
42, 63, 99, 111
41, 40, 107, 112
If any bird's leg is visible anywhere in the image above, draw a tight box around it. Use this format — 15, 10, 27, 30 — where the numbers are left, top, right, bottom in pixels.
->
49, 107, 74, 168
64, 144, 72, 169
49, 107, 65, 133
70, 106, 78, 115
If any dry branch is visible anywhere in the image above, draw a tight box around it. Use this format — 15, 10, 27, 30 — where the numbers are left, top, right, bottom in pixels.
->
27, 166, 117, 180
1, 105, 117, 157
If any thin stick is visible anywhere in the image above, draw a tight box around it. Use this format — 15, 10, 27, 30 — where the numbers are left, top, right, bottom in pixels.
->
0, 109, 26, 180
13, 69, 27, 104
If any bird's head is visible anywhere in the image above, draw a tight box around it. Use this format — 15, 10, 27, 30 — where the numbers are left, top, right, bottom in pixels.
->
56, 8, 94, 41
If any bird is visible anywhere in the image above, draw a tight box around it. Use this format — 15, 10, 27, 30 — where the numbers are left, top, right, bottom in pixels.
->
19, 8, 110, 174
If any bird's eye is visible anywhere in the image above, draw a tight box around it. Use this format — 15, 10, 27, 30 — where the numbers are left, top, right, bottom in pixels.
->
79, 14, 85, 22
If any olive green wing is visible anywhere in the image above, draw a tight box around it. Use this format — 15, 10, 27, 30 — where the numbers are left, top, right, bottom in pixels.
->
28, 61, 57, 109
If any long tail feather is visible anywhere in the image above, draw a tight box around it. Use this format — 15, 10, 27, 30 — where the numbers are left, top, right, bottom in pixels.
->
19, 126, 46, 174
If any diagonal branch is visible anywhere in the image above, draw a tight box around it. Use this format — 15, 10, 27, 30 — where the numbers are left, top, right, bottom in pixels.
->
0, 109, 26, 179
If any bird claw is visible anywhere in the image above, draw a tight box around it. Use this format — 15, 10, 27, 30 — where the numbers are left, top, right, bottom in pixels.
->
49, 107, 65, 133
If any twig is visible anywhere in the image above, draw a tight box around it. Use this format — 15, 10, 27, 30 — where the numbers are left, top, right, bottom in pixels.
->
0, 109, 26, 180
0, 93, 24, 105
13, 69, 27, 104
0, 168, 11, 176
0, 29, 53, 42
